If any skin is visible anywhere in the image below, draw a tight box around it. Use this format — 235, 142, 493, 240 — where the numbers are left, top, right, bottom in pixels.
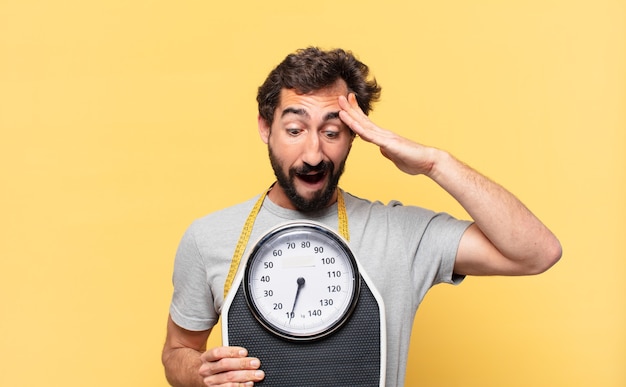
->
162, 79, 562, 386
259, 80, 355, 212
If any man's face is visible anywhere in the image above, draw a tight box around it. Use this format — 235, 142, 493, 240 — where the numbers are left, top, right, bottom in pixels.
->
259, 80, 354, 212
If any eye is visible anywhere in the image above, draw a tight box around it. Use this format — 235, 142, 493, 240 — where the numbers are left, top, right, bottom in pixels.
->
323, 130, 340, 139
287, 128, 303, 136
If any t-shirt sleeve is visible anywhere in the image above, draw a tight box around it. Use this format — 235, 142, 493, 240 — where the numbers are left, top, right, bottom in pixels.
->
169, 224, 218, 331
418, 212, 472, 286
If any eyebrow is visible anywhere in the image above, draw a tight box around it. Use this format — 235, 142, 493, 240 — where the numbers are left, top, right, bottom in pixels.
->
281, 107, 341, 122
324, 111, 340, 121
281, 107, 309, 119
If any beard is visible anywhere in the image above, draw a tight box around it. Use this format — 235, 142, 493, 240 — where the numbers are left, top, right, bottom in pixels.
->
268, 146, 347, 213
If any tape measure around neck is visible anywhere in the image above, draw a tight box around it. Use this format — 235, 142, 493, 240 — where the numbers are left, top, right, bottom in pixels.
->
223, 187, 349, 298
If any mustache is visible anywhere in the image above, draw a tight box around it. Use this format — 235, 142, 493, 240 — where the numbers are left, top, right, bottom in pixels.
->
293, 161, 333, 175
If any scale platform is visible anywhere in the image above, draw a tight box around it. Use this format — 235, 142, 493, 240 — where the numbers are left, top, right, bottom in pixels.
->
223, 277, 385, 386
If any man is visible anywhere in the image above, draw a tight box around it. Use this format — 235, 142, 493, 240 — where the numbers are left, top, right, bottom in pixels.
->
162, 47, 562, 387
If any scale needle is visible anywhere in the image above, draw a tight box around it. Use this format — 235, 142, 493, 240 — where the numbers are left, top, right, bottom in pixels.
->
289, 277, 305, 323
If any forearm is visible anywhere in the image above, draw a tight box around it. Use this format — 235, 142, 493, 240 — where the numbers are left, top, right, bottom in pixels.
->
428, 149, 562, 272
162, 316, 209, 387
162, 347, 206, 387
337, 94, 561, 273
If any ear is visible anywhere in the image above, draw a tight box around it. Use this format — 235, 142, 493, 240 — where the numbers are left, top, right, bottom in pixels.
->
258, 115, 270, 144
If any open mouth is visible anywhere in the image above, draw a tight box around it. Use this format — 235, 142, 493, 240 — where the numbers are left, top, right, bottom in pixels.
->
297, 171, 327, 185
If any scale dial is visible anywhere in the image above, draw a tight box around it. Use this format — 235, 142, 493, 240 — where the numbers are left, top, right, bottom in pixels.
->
244, 222, 360, 341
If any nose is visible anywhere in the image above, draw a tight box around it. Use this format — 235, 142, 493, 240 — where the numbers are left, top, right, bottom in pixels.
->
301, 132, 324, 166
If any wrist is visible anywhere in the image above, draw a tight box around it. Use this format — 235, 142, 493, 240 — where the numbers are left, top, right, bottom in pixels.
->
424, 148, 453, 181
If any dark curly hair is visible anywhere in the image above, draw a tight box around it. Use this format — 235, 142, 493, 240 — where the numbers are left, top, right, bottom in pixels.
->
257, 47, 381, 125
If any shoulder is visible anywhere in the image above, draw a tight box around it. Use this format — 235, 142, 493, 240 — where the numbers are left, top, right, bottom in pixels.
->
189, 196, 259, 231
343, 190, 437, 219
180, 196, 261, 247
343, 190, 471, 237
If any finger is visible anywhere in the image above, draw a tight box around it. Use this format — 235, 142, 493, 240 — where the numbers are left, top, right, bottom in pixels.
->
201, 366, 265, 386
200, 356, 261, 376
201, 346, 248, 362
341, 93, 367, 117
338, 109, 362, 135
338, 97, 373, 140
338, 94, 369, 126
339, 110, 393, 148
348, 92, 366, 113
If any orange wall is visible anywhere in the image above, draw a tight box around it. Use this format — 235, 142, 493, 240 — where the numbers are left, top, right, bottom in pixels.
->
1, 1, 624, 386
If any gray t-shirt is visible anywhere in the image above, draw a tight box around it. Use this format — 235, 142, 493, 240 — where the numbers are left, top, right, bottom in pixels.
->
169, 190, 471, 386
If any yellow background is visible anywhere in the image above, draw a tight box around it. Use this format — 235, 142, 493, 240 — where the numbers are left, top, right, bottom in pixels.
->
1, 0, 624, 386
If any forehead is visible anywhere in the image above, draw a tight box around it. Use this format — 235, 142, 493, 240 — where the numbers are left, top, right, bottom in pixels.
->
276, 79, 349, 116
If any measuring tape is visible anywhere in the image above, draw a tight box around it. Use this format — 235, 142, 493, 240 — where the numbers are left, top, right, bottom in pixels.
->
223, 186, 349, 297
